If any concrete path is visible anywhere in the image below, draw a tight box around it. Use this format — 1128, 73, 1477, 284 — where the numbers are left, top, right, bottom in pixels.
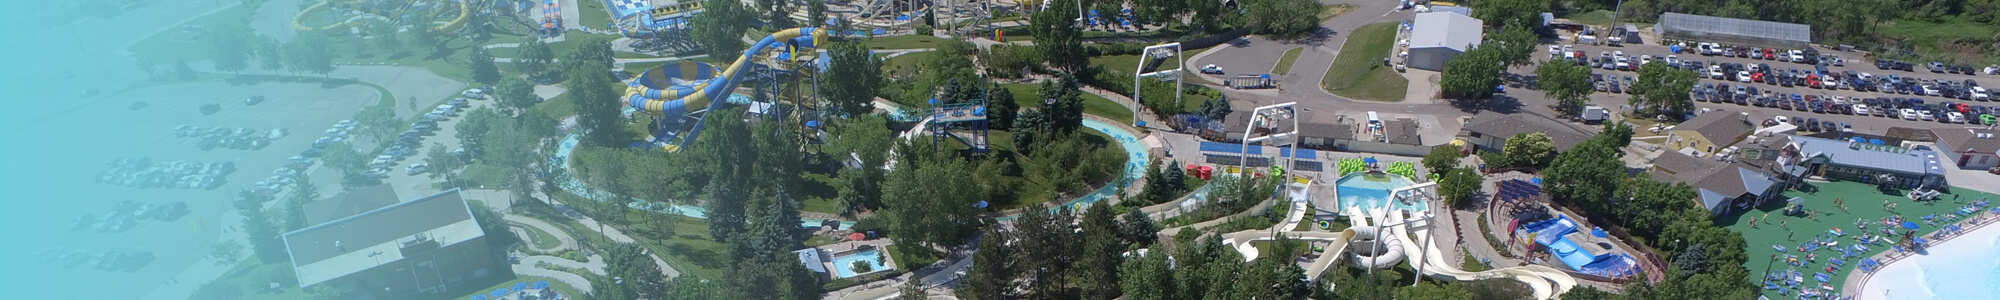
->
518, 254, 606, 275
512, 262, 594, 293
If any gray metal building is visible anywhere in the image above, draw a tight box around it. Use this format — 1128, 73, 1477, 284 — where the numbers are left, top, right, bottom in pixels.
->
1408, 12, 1484, 71
1653, 12, 1812, 49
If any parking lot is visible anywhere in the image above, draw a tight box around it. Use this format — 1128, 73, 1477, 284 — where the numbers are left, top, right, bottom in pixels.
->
1514, 41, 1998, 135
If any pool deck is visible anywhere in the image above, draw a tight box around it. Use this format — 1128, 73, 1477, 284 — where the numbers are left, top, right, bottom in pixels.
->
1720, 180, 2000, 300
1846, 204, 2000, 299
815, 239, 896, 279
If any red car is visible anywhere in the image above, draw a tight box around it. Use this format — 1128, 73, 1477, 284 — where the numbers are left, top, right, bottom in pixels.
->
1807, 75, 1822, 88
1752, 72, 1765, 82
1763, 48, 1778, 60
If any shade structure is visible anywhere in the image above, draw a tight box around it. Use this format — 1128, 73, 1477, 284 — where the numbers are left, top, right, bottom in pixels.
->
975, 201, 989, 208
513, 282, 530, 292
850, 232, 867, 240
473, 295, 489, 300
535, 281, 551, 289
1532, 177, 1543, 185
1912, 237, 1928, 245
1902, 222, 1921, 230
1592, 227, 1609, 238
492, 288, 510, 297
1363, 157, 1378, 164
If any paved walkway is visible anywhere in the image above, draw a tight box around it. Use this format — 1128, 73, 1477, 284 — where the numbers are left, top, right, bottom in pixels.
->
506, 215, 580, 251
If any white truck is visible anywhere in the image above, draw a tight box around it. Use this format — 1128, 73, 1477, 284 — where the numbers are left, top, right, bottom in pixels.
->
1581, 106, 1610, 123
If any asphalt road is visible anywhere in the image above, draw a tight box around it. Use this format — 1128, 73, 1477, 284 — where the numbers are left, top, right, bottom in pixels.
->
1191, 0, 1479, 120
1518, 41, 1996, 135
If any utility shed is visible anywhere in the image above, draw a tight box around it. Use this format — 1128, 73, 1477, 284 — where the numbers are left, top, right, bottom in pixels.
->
1408, 12, 1484, 71
1653, 12, 1811, 50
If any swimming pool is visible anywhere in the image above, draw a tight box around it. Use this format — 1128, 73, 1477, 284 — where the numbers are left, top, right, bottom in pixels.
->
1334, 173, 1424, 212
1859, 224, 2000, 299
831, 249, 891, 278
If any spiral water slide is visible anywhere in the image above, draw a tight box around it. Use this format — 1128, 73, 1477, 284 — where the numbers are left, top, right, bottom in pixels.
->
622, 27, 829, 151
292, 0, 472, 33
1379, 209, 1577, 300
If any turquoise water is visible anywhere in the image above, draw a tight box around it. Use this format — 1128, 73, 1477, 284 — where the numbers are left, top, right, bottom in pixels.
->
1007, 119, 1149, 218
1862, 225, 2000, 299
831, 249, 890, 278
1334, 173, 1425, 212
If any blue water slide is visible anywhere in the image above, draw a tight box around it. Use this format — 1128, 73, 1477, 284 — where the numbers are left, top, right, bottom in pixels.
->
620, 27, 827, 150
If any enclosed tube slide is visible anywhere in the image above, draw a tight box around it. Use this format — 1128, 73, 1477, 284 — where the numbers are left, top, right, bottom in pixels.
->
621, 27, 828, 150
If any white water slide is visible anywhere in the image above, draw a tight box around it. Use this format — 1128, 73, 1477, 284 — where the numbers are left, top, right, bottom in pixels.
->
1377, 209, 1578, 300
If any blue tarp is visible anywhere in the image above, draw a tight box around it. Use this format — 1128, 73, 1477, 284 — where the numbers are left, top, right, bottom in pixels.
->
1278, 148, 1317, 159
1199, 141, 1262, 155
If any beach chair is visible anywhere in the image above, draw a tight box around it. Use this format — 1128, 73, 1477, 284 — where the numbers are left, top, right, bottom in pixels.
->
1774, 245, 1788, 252
1815, 272, 1832, 283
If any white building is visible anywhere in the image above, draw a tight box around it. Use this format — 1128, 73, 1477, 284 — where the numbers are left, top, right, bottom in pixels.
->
1407, 12, 1484, 71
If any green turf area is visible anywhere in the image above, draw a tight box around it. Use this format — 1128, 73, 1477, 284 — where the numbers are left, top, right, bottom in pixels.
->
1090, 47, 1214, 75
1874, 19, 2000, 64
1721, 181, 2000, 300
125, 4, 259, 63
863, 35, 946, 49
1273, 47, 1305, 75
881, 51, 933, 78
1320, 22, 1408, 102
516, 220, 566, 250
800, 173, 844, 214
1319, 4, 1356, 22
579, 0, 613, 31
998, 83, 1134, 124
553, 191, 733, 280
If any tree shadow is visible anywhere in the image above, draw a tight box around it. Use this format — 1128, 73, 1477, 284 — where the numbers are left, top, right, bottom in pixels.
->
666, 243, 727, 269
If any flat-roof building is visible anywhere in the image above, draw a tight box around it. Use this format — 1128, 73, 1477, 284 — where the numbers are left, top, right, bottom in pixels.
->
1408, 12, 1484, 71
284, 189, 496, 299
1653, 12, 1812, 50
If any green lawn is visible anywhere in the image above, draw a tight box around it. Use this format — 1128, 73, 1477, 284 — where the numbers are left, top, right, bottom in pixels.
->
552, 191, 733, 280
1722, 181, 2000, 300
998, 83, 1133, 124
882, 51, 933, 79
125, 3, 259, 62
515, 220, 566, 250
1090, 47, 1210, 75
1874, 19, 2000, 64
863, 35, 946, 49
1320, 22, 1408, 102
800, 173, 844, 215
1273, 47, 1305, 75
579, 0, 614, 30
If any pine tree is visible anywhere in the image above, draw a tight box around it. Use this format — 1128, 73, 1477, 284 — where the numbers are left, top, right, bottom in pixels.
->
470, 48, 501, 86
1075, 201, 1126, 299
985, 83, 1018, 130
955, 226, 1015, 300
283, 173, 318, 230
1120, 209, 1159, 247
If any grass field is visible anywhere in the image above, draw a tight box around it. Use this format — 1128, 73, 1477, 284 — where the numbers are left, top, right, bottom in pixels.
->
1874, 18, 2000, 64
881, 51, 933, 78
998, 83, 1134, 123
863, 35, 946, 49
1720, 181, 2000, 300
1273, 47, 1305, 75
1089, 46, 1216, 74
552, 191, 733, 280
1320, 22, 1408, 102
578, 0, 613, 31
1320, 4, 1357, 22
125, 4, 258, 62
517, 221, 566, 250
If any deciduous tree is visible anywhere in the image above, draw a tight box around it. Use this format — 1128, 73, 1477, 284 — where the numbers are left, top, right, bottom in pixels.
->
1438, 167, 1483, 207
1631, 61, 1700, 119
517, 40, 556, 78
692, 0, 752, 57
1422, 145, 1463, 176
823, 41, 883, 117
495, 77, 538, 115
1440, 44, 1504, 100
1535, 61, 1594, 116
567, 63, 625, 146
470, 48, 501, 86
1502, 132, 1555, 168
1543, 139, 1622, 210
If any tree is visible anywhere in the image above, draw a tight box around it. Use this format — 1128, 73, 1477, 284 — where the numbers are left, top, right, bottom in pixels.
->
1118, 247, 1175, 300
1502, 132, 1555, 168
283, 32, 336, 77
470, 48, 501, 86
1243, 0, 1322, 39
922, 39, 981, 88
807, 0, 828, 27
561, 38, 616, 74
1470, 0, 1549, 29
255, 36, 284, 72
425, 142, 464, 182
207, 25, 253, 73
282, 172, 318, 231
1041, 73, 1087, 133
206, 240, 244, 266
1031, 0, 1089, 72
1491, 24, 1538, 67
896, 275, 926, 300
881, 141, 984, 249
1440, 44, 1504, 100
1394, 282, 1475, 300
568, 63, 625, 146
831, 115, 891, 214
823, 41, 884, 117
1631, 61, 1701, 118
371, 22, 402, 53
691, 0, 752, 57
1422, 145, 1463, 176
319, 142, 366, 172
1600, 121, 1634, 148
136, 56, 157, 77
1438, 167, 1483, 207
496, 77, 539, 114
986, 83, 1019, 130
697, 107, 754, 241
407, 13, 440, 55
1543, 139, 1623, 210
956, 226, 1017, 300
354, 104, 399, 143
1558, 286, 1616, 300
1012, 109, 1049, 151
235, 191, 286, 261
174, 59, 197, 80
517, 40, 556, 79
1074, 201, 1125, 299
1012, 202, 1078, 298
1119, 209, 1159, 247
1535, 61, 1594, 116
